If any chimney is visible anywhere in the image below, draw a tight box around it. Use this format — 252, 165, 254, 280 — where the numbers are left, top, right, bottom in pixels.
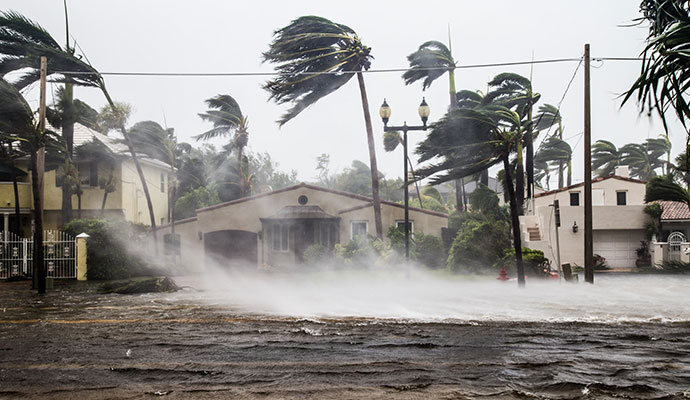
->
614, 165, 629, 178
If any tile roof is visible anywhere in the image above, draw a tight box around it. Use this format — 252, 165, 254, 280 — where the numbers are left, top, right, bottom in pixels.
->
657, 200, 690, 221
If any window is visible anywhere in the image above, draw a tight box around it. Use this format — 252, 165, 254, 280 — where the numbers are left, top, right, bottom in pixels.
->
617, 191, 627, 206
395, 220, 414, 233
160, 173, 165, 193
351, 221, 368, 239
318, 222, 336, 248
272, 223, 289, 251
569, 192, 580, 206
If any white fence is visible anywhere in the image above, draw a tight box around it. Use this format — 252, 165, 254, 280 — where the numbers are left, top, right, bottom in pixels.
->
0, 230, 77, 279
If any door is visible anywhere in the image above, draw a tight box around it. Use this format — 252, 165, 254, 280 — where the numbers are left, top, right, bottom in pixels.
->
204, 230, 258, 269
593, 230, 644, 269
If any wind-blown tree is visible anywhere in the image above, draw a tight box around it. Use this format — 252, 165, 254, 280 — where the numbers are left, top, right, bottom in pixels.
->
672, 152, 690, 187
403, 41, 467, 212
415, 106, 527, 286
263, 16, 384, 239
0, 78, 50, 292
128, 121, 179, 231
195, 94, 249, 197
623, 0, 690, 133
534, 135, 572, 188
533, 104, 567, 188
645, 174, 690, 211
486, 73, 541, 207
0, 137, 25, 235
592, 140, 623, 177
620, 141, 668, 181
0, 11, 159, 240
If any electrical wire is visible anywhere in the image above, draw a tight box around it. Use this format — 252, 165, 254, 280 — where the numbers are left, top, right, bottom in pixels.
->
52, 56, 640, 77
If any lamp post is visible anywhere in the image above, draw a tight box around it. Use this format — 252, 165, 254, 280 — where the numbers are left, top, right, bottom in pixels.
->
379, 98, 430, 260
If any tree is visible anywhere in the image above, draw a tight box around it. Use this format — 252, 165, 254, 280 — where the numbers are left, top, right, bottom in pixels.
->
248, 152, 298, 192
263, 16, 384, 239
415, 106, 528, 286
196, 94, 250, 197
592, 140, 623, 177
623, 0, 690, 133
645, 174, 690, 209
403, 40, 468, 212
534, 135, 572, 188
0, 78, 49, 292
0, 137, 26, 235
128, 121, 179, 231
533, 103, 567, 188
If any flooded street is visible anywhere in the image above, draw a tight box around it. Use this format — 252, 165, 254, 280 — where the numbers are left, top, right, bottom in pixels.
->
1, 273, 690, 399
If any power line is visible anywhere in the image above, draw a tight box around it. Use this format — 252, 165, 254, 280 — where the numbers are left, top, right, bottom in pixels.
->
53, 56, 640, 78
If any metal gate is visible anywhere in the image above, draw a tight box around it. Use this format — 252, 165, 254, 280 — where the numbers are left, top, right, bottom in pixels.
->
0, 230, 77, 279
668, 231, 686, 262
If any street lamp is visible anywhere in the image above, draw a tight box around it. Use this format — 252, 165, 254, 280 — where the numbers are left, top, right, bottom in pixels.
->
379, 97, 430, 261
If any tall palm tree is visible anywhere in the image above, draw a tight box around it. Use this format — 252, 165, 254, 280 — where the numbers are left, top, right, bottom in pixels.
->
645, 174, 690, 209
262, 16, 384, 239
534, 135, 572, 188
0, 78, 49, 293
195, 95, 249, 198
591, 140, 623, 177
620, 137, 672, 180
129, 121, 180, 231
672, 151, 690, 188
485, 73, 541, 212
533, 104, 566, 187
415, 106, 527, 286
0, 11, 159, 240
623, 0, 690, 133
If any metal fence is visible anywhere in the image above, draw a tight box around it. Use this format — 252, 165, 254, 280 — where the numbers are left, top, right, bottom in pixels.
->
0, 230, 77, 279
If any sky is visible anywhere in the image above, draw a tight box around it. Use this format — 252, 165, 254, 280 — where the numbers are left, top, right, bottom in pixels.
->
3, 0, 683, 186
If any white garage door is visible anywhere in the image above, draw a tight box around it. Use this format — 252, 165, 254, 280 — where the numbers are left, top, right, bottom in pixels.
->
593, 230, 644, 269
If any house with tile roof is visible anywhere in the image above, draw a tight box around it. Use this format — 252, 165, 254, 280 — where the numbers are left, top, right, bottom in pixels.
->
0, 123, 170, 236
519, 166, 652, 270
157, 182, 448, 270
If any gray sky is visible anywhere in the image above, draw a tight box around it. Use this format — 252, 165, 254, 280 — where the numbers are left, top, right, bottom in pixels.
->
3, 0, 681, 185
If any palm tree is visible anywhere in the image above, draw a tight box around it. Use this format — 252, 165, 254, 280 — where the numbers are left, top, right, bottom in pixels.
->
592, 140, 623, 177
0, 138, 26, 235
623, 0, 690, 133
0, 78, 49, 293
129, 121, 180, 231
0, 11, 159, 240
534, 135, 572, 188
645, 174, 690, 209
486, 73, 541, 207
533, 104, 567, 187
671, 151, 690, 187
195, 95, 249, 198
262, 16, 384, 239
415, 106, 527, 286
620, 137, 671, 180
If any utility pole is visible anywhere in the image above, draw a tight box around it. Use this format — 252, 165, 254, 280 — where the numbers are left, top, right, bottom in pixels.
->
584, 44, 594, 284
553, 200, 562, 279
34, 56, 47, 293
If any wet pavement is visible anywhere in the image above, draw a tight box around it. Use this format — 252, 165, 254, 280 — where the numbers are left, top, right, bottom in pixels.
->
1, 277, 690, 399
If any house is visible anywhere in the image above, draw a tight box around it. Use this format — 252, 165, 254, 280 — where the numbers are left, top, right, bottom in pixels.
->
520, 166, 650, 269
157, 183, 448, 270
0, 123, 170, 237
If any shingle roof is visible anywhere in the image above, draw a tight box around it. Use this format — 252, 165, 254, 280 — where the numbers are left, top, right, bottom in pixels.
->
657, 200, 690, 221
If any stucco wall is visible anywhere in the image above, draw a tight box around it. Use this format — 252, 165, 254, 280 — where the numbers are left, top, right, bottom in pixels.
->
157, 218, 204, 273
338, 204, 447, 241
0, 182, 31, 209
119, 160, 169, 226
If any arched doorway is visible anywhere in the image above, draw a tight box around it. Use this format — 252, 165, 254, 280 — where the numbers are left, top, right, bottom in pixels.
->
204, 230, 257, 268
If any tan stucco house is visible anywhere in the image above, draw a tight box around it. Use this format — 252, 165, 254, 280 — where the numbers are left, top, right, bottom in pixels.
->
520, 166, 651, 269
0, 123, 170, 236
157, 183, 448, 270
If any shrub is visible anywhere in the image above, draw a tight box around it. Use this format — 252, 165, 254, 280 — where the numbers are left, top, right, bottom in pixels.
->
593, 253, 611, 270
497, 247, 552, 277
413, 232, 445, 269
303, 244, 329, 266
63, 218, 156, 280
655, 260, 690, 274
448, 217, 511, 273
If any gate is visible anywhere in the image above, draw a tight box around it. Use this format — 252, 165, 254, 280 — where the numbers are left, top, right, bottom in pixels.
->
0, 230, 77, 279
668, 231, 686, 262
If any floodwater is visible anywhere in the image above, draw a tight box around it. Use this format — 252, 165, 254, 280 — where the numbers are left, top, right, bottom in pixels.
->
1, 271, 689, 399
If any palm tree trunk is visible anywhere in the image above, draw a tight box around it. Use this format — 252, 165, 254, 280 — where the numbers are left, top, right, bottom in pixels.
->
407, 157, 424, 209
454, 179, 463, 211
237, 146, 244, 197
356, 72, 383, 239
515, 138, 525, 215
100, 168, 113, 217
526, 102, 534, 199
30, 150, 46, 294
567, 159, 572, 186
101, 90, 157, 242
11, 173, 20, 235
558, 160, 565, 188
503, 155, 525, 287
60, 83, 75, 225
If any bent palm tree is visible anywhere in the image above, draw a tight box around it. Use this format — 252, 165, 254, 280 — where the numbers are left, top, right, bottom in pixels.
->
535, 135, 572, 188
592, 140, 623, 177
645, 174, 690, 210
533, 104, 566, 187
262, 16, 384, 238
415, 106, 527, 287
195, 95, 249, 197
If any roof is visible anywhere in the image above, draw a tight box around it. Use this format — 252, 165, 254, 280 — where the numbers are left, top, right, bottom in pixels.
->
534, 174, 647, 198
0, 163, 27, 177
261, 206, 338, 220
196, 182, 448, 218
656, 200, 690, 221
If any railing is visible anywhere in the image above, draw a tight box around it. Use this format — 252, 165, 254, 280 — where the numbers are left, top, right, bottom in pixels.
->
0, 230, 77, 279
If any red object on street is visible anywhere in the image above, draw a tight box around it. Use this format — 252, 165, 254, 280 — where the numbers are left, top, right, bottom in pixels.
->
497, 268, 509, 281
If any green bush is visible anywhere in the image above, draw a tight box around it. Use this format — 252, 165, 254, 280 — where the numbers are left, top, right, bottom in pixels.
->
174, 184, 221, 220
448, 217, 511, 273
655, 260, 690, 274
497, 247, 552, 277
303, 244, 329, 266
414, 232, 445, 269
63, 218, 156, 280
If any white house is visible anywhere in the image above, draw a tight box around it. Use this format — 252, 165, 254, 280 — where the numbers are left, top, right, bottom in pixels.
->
520, 166, 650, 269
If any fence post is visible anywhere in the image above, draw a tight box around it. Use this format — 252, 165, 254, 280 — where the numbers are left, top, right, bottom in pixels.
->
76, 233, 89, 281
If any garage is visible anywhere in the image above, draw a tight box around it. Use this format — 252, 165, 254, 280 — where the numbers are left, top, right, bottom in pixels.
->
204, 230, 257, 269
593, 230, 645, 269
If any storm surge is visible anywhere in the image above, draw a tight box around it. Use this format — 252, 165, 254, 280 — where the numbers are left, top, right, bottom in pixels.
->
198, 268, 690, 323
